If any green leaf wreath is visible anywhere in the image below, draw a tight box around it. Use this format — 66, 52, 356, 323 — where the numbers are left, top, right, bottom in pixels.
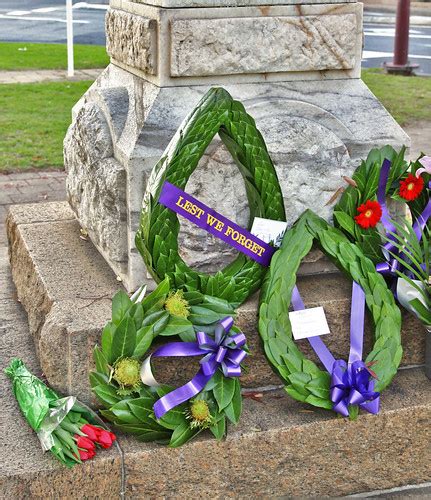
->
90, 279, 244, 447
136, 87, 285, 307
258, 210, 402, 418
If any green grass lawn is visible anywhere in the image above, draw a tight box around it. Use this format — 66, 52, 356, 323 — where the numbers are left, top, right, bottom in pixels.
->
0, 42, 109, 70
362, 68, 431, 126
0, 69, 430, 172
0, 81, 93, 171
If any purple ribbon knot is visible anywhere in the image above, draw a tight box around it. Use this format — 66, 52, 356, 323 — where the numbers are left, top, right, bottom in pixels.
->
197, 322, 247, 378
141, 317, 247, 419
330, 360, 380, 418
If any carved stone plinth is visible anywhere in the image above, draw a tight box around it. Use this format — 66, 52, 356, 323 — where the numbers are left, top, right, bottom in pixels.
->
64, 0, 409, 291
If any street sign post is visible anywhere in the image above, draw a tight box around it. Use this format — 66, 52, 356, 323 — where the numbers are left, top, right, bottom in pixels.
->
66, 0, 74, 77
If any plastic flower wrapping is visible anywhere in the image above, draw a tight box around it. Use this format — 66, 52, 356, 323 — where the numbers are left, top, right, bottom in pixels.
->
5, 358, 116, 467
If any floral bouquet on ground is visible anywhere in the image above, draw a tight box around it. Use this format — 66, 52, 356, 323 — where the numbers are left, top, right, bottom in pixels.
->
5, 358, 116, 467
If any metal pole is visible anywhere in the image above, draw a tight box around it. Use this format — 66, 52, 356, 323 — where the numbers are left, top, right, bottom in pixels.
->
384, 0, 418, 75
66, 0, 74, 77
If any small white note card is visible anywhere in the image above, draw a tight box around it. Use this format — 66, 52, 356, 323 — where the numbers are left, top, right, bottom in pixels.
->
289, 307, 331, 340
251, 217, 288, 248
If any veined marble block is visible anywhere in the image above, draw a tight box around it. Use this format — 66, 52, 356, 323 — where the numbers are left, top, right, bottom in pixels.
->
64, 0, 409, 291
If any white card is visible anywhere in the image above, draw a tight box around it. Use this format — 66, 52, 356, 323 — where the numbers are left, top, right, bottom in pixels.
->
250, 217, 288, 248
289, 307, 331, 340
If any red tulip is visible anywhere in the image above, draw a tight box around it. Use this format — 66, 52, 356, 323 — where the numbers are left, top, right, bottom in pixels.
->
79, 448, 96, 461
76, 434, 96, 452
96, 429, 116, 449
81, 423, 99, 441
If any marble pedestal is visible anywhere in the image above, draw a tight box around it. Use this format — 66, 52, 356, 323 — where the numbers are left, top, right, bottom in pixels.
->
64, 0, 409, 291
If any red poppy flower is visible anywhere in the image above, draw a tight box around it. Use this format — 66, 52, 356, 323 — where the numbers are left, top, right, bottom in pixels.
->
399, 174, 424, 201
354, 200, 382, 229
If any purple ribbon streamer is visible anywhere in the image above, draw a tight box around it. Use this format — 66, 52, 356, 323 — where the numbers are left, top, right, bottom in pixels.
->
150, 317, 247, 419
158, 181, 276, 266
376, 159, 431, 281
291, 282, 380, 417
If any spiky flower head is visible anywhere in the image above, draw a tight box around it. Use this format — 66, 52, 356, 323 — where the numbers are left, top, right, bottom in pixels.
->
185, 399, 214, 429
164, 290, 190, 319
113, 357, 141, 396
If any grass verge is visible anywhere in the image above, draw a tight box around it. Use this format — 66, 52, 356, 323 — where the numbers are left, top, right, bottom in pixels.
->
0, 42, 109, 70
362, 68, 431, 126
0, 70, 429, 172
0, 81, 93, 171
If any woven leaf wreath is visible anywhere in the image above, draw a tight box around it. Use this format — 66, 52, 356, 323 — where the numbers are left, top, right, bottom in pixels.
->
259, 210, 402, 419
136, 87, 285, 307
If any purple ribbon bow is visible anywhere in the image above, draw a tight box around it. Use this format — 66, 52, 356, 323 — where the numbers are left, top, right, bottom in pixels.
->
143, 317, 247, 419
292, 282, 380, 417
376, 159, 431, 283
330, 360, 380, 417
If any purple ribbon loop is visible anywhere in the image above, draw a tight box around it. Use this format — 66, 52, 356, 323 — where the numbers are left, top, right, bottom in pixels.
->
330, 360, 380, 418
376, 159, 431, 282
149, 317, 247, 419
292, 282, 380, 417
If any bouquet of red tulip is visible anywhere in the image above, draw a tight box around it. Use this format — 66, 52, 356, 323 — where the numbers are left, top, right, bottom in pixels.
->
5, 358, 116, 467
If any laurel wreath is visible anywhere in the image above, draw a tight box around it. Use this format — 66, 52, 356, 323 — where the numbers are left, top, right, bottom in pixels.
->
90, 279, 244, 447
135, 87, 285, 307
258, 210, 402, 418
333, 145, 409, 263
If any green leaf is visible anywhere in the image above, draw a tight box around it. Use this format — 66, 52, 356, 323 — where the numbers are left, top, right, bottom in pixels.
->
92, 383, 122, 407
112, 290, 132, 325
111, 315, 137, 362
213, 372, 236, 411
93, 345, 109, 375
168, 421, 197, 448
333, 211, 356, 238
210, 416, 226, 440
223, 379, 242, 424
101, 322, 116, 363
156, 404, 188, 430
133, 325, 153, 358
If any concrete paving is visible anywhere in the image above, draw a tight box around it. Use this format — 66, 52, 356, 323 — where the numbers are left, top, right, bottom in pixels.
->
0, 68, 102, 84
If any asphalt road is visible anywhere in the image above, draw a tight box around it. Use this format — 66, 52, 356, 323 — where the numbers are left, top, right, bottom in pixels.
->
363, 22, 431, 76
0, 2, 430, 75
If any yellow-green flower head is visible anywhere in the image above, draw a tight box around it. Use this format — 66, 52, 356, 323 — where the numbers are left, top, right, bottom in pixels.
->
186, 399, 213, 429
113, 357, 141, 395
164, 290, 190, 319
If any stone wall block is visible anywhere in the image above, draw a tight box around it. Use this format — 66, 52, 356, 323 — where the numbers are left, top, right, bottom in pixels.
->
170, 13, 358, 77
106, 9, 157, 75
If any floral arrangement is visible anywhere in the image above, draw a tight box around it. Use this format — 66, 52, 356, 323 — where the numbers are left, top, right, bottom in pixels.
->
5, 359, 116, 466
90, 279, 245, 447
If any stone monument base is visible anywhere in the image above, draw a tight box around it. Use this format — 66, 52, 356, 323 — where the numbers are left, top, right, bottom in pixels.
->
64, 64, 410, 292
7, 202, 424, 405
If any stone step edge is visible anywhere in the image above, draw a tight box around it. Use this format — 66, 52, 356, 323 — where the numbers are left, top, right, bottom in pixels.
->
2, 368, 431, 497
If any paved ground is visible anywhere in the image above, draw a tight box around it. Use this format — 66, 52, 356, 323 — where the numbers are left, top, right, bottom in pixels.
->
0, 67, 101, 83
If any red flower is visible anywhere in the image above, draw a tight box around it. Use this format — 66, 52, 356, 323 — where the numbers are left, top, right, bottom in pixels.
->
81, 423, 98, 441
354, 200, 382, 229
78, 448, 96, 461
81, 423, 116, 449
399, 174, 424, 201
96, 429, 116, 449
76, 435, 96, 452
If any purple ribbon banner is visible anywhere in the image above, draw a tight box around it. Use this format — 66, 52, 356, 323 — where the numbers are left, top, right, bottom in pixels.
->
291, 282, 380, 417
158, 181, 276, 267
139, 317, 247, 419
376, 159, 431, 281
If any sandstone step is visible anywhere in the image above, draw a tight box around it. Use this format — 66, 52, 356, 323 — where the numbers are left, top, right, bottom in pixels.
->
2, 244, 431, 497
6, 202, 426, 405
